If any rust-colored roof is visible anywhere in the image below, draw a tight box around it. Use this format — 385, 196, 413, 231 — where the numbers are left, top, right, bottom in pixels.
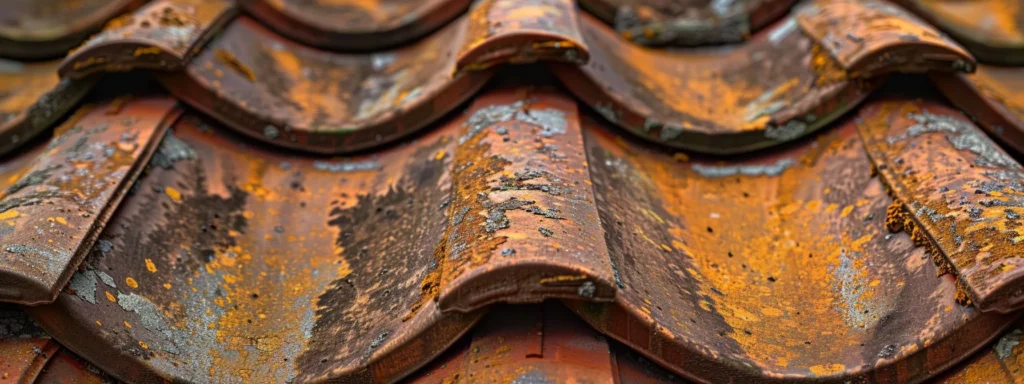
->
1, 0, 1024, 383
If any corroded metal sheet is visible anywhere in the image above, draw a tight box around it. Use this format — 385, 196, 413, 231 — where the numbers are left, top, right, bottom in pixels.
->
59, 0, 237, 80
161, 16, 491, 154
0, 0, 140, 60
26, 111, 480, 383
579, 0, 796, 46
433, 88, 615, 312
25, 88, 624, 383
0, 59, 97, 156
796, 0, 975, 78
569, 107, 1016, 382
0, 339, 58, 384
0, 97, 180, 305
456, 0, 589, 73
554, 13, 878, 154
899, 0, 1024, 65
237, 0, 471, 51
934, 318, 1024, 383
33, 349, 109, 384
931, 66, 1024, 154
858, 98, 1024, 314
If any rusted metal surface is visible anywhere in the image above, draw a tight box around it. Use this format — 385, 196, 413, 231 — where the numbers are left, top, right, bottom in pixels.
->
931, 66, 1024, 155
568, 104, 1016, 382
456, 0, 589, 73
237, 0, 471, 51
933, 318, 1024, 384
58, 0, 237, 80
554, 13, 879, 154
898, 0, 1024, 65
27, 110, 481, 383
858, 97, 1024, 314
578, 0, 796, 46
796, 0, 975, 79
0, 97, 180, 305
409, 302, 682, 383
433, 88, 615, 312
0, 304, 55, 384
160, 15, 491, 154
0, 59, 97, 156
0, 0, 141, 60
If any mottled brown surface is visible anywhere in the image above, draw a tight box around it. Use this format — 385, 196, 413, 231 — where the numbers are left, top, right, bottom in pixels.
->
163, 16, 490, 154
934, 317, 1024, 383
0, 59, 97, 156
555, 13, 874, 154
238, 0, 471, 50
579, 0, 796, 46
858, 98, 1024, 313
932, 66, 1024, 155
59, 0, 237, 79
570, 102, 1014, 382
0, 0, 140, 60
796, 0, 975, 78
457, 0, 589, 72
0, 97, 179, 305
899, 0, 1024, 64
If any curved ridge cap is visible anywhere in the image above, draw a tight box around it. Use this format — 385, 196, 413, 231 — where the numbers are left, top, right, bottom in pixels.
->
0, 0, 141, 60
0, 97, 180, 306
856, 97, 1024, 314
57, 0, 237, 80
930, 66, 1024, 155
237, 0, 472, 51
795, 0, 976, 78
562, 109, 1016, 383
0, 60, 98, 156
553, 12, 879, 155
455, 0, 590, 73
159, 14, 491, 154
578, 0, 798, 47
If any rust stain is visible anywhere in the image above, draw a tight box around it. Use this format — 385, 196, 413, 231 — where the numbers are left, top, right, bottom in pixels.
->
456, 0, 589, 72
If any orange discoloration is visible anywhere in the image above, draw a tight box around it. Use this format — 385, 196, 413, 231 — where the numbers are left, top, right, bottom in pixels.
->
457, 0, 587, 71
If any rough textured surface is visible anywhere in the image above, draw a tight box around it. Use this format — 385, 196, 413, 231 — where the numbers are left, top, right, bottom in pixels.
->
0, 97, 180, 305
456, 0, 589, 72
0, 59, 97, 156
0, 0, 140, 60
238, 0, 471, 50
796, 0, 975, 78
932, 66, 1024, 155
579, 0, 796, 46
858, 97, 1024, 313
58, 0, 237, 79
161, 15, 490, 154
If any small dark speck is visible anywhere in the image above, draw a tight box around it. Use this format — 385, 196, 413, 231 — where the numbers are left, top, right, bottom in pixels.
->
707, 227, 714, 233
767, 277, 776, 283
274, 226, 285, 233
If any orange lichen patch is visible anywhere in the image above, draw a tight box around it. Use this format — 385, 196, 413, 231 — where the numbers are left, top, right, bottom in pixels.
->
0, 210, 19, 220
809, 44, 848, 87
858, 99, 1024, 313
125, 277, 139, 288
105, 291, 116, 302
214, 49, 255, 82
456, 0, 588, 71
145, 259, 157, 273
796, 0, 975, 77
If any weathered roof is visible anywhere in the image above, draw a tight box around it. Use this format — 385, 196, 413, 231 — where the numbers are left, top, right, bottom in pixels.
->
1, 0, 1024, 383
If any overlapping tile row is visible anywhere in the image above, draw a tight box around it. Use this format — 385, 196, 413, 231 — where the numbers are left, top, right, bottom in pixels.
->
0, 97, 180, 305
931, 67, 1024, 155
0, 60, 97, 156
859, 98, 1024, 314
58, 0, 238, 79
934, 317, 1024, 383
0, 304, 109, 383
897, 0, 1024, 65
555, 0, 976, 155
578, 0, 797, 46
0, 0, 141, 60
237, 0, 471, 51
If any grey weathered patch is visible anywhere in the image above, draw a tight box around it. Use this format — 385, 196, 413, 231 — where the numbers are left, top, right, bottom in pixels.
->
577, 281, 596, 298
765, 120, 807, 141
692, 158, 796, 178
995, 329, 1023, 360
69, 270, 98, 304
117, 292, 179, 353
894, 111, 1021, 169
461, 102, 523, 144
97, 270, 117, 288
516, 108, 567, 137
151, 132, 197, 169
312, 160, 379, 173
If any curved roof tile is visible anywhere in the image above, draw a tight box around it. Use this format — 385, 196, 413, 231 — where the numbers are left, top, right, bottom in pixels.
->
0, 59, 96, 156
898, 0, 1024, 65
0, 0, 141, 60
